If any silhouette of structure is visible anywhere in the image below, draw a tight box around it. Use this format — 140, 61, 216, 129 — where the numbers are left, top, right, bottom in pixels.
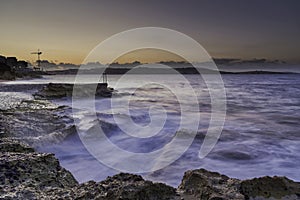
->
31, 49, 42, 70
102, 72, 107, 83
6, 57, 17, 68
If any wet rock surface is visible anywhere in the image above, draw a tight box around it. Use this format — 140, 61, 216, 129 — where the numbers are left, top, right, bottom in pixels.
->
68, 173, 178, 200
0, 141, 77, 199
240, 176, 300, 200
0, 139, 177, 199
1, 140, 300, 199
0, 138, 34, 153
178, 168, 244, 200
34, 82, 114, 99
178, 168, 300, 200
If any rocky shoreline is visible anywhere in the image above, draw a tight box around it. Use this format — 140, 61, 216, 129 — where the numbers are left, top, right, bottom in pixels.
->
1, 138, 300, 199
0, 86, 300, 199
34, 83, 114, 99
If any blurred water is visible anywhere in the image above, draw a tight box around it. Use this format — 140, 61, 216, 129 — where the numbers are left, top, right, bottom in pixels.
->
3, 74, 300, 187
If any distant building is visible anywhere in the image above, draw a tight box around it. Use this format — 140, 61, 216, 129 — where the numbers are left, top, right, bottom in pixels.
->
17, 60, 32, 73
6, 57, 18, 68
17, 60, 28, 69
0, 55, 31, 74
0, 55, 6, 64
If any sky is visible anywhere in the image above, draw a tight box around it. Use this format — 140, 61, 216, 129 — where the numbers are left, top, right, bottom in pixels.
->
0, 0, 300, 64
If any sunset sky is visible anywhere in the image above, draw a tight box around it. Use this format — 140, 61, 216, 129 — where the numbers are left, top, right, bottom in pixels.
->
0, 0, 300, 64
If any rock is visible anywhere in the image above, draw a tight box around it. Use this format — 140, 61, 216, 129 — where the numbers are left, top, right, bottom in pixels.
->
1, 137, 300, 200
240, 176, 300, 200
45, 173, 178, 200
0, 139, 178, 199
178, 168, 300, 200
0, 138, 34, 153
34, 83, 114, 99
0, 152, 78, 198
178, 168, 244, 200
30, 174, 178, 199
96, 173, 177, 200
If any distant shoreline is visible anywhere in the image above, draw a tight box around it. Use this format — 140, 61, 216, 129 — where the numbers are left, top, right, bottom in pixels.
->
1, 68, 297, 83
46, 67, 298, 75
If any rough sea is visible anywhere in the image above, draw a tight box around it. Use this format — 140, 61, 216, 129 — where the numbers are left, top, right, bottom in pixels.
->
2, 74, 300, 187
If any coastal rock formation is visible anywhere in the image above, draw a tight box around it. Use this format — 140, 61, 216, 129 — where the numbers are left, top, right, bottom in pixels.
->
65, 173, 177, 200
0, 139, 177, 199
1, 138, 300, 199
0, 97, 177, 200
1, 95, 300, 199
34, 82, 114, 99
0, 138, 34, 153
178, 168, 244, 200
240, 176, 300, 200
0, 139, 78, 199
178, 168, 300, 200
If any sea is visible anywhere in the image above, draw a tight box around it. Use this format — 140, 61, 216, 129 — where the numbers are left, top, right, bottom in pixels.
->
2, 73, 300, 187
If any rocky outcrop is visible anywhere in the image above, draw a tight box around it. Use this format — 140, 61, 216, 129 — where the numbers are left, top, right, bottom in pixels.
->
0, 139, 177, 199
178, 168, 244, 200
34, 82, 114, 99
240, 176, 300, 200
66, 173, 177, 200
0, 139, 78, 199
178, 168, 300, 200
1, 138, 300, 199
0, 138, 34, 153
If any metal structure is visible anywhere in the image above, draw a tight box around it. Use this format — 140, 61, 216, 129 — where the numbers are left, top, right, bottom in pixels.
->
102, 72, 107, 83
31, 49, 42, 70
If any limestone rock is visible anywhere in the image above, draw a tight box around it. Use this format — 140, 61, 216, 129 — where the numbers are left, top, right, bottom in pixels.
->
178, 168, 300, 200
240, 176, 300, 200
178, 168, 244, 200
0, 139, 34, 153
0, 140, 177, 199
34, 83, 113, 99
96, 173, 177, 200
0, 151, 78, 199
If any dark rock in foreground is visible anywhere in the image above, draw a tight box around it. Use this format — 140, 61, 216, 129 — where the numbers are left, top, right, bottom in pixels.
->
240, 176, 300, 200
34, 82, 114, 99
0, 139, 78, 199
178, 168, 244, 199
70, 173, 177, 200
1, 140, 300, 199
0, 138, 34, 153
0, 140, 177, 199
179, 169, 300, 200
